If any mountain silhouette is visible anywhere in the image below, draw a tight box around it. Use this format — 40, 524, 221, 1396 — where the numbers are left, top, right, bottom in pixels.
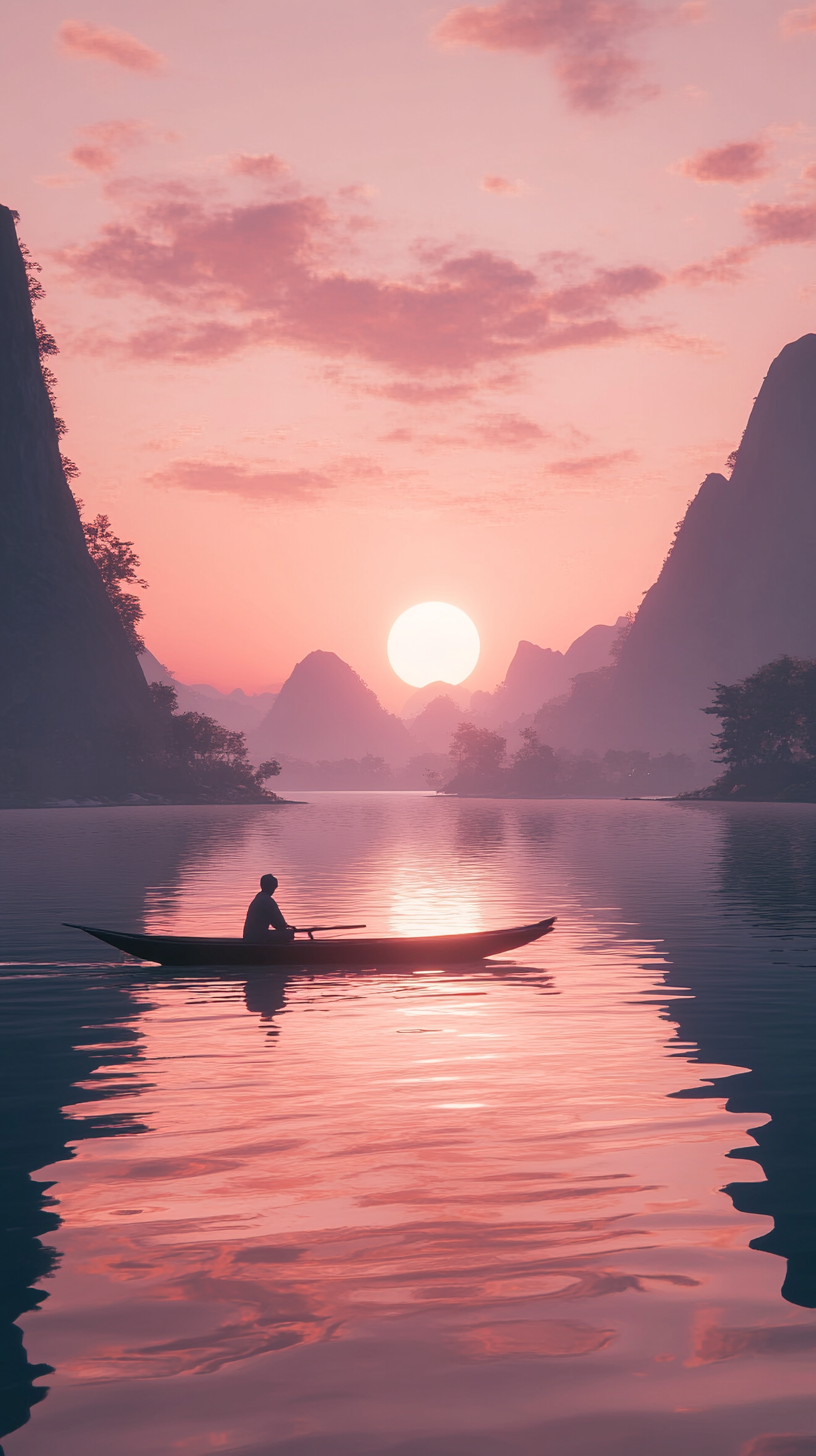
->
471, 620, 625, 727
248, 650, 415, 764
0, 205, 156, 803
609, 334, 816, 751
408, 694, 466, 753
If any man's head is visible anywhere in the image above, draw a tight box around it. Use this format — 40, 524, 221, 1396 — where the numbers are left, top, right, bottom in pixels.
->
260, 874, 278, 895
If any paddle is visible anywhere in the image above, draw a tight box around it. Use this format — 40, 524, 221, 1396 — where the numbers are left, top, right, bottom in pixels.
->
293, 924, 367, 940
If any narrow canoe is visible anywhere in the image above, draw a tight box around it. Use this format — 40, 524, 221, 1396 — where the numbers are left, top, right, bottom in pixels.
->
64, 918, 556, 969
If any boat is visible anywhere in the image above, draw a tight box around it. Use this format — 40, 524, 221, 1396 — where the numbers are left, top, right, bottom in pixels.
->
64, 918, 556, 969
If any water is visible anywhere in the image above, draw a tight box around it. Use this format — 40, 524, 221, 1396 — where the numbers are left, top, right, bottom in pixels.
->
1, 796, 815, 1456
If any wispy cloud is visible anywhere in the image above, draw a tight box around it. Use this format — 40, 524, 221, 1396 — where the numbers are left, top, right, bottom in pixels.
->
780, 6, 816, 36
57, 19, 165, 73
743, 199, 816, 244
228, 153, 289, 180
149, 460, 335, 501
69, 120, 150, 174
474, 412, 547, 446
149, 453, 385, 502
673, 244, 755, 285
480, 174, 527, 195
433, 0, 657, 114
677, 139, 772, 184
548, 449, 636, 476
57, 178, 672, 379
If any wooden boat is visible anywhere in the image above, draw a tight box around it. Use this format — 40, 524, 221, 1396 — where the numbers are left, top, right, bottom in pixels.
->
65, 918, 556, 969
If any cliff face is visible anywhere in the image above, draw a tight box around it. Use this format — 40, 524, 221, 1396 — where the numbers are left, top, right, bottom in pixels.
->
248, 650, 416, 765
0, 206, 157, 802
610, 335, 816, 751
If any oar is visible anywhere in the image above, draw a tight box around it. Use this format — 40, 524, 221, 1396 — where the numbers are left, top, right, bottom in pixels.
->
293, 924, 367, 940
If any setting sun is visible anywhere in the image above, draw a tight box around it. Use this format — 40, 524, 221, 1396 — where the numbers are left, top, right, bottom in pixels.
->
387, 602, 480, 687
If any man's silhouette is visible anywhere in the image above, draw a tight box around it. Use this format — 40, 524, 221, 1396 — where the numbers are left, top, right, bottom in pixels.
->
243, 874, 295, 943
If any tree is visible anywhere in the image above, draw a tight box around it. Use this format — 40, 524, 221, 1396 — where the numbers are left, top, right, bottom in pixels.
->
444, 722, 506, 793
609, 611, 636, 663
704, 656, 816, 770
147, 682, 282, 802
507, 727, 558, 794
82, 513, 148, 652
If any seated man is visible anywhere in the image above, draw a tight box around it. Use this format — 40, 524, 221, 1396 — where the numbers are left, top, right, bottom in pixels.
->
243, 874, 295, 943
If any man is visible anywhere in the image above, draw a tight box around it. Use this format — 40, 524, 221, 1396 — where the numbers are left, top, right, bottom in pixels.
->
243, 874, 295, 943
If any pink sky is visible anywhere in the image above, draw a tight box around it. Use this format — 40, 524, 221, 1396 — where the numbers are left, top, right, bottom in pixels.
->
4, 0, 816, 706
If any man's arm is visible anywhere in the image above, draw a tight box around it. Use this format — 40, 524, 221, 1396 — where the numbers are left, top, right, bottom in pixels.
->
267, 897, 289, 931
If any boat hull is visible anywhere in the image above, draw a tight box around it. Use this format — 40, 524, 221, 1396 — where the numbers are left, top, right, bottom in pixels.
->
65, 919, 556, 968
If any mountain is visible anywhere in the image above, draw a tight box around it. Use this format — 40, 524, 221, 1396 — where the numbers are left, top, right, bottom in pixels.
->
400, 681, 472, 719
607, 334, 816, 752
248, 650, 416, 765
471, 620, 626, 727
408, 694, 467, 753
0, 205, 157, 803
138, 649, 277, 736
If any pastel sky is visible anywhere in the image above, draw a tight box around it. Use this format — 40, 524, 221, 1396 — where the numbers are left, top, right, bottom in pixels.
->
4, 0, 816, 706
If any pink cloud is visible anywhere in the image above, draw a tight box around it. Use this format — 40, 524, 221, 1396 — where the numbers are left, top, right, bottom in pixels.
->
673, 244, 755, 285
57, 19, 165, 73
475, 412, 547, 446
480, 174, 525, 195
69, 120, 148, 174
548, 449, 636, 476
229, 153, 289, 179
433, 0, 655, 114
677, 139, 771, 185
150, 460, 335, 501
744, 199, 816, 245
57, 181, 671, 376
780, 6, 816, 36
676, 2, 708, 21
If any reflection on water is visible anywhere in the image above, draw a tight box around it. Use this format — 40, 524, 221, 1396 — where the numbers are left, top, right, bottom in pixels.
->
0, 797, 815, 1456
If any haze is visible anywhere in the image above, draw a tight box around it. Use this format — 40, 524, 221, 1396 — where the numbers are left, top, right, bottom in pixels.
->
5, 0, 816, 706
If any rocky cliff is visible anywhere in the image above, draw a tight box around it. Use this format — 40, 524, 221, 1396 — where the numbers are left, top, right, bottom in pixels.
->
548, 336, 816, 755
0, 206, 157, 802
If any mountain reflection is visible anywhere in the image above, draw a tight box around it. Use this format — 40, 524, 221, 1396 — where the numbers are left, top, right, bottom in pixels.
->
0, 968, 149, 1450
666, 807, 816, 1309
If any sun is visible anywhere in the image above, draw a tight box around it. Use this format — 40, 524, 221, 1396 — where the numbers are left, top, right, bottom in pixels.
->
387, 602, 480, 687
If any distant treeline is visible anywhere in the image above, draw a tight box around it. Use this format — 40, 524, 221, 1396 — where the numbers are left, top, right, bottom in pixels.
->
268, 727, 698, 798
439, 723, 697, 798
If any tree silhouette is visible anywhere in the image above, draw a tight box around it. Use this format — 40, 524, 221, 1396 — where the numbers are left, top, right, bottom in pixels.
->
80, 513, 148, 652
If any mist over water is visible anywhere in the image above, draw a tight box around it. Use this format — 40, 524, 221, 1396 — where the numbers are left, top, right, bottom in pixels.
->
1, 798, 815, 1455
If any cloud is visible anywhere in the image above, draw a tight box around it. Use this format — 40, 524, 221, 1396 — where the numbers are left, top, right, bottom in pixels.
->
149, 460, 335, 501
480, 174, 526, 195
69, 120, 148, 174
548, 449, 636, 476
780, 6, 816, 36
229, 153, 289, 179
676, 2, 708, 21
433, 0, 656, 114
475, 412, 547, 446
677, 139, 771, 184
673, 244, 755, 285
744, 199, 816, 244
57, 181, 671, 376
57, 19, 165, 73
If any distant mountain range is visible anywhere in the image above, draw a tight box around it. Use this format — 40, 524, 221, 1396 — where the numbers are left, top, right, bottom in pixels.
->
138, 649, 277, 737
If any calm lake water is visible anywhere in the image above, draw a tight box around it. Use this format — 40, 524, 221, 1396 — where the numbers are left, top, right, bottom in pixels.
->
1, 795, 815, 1456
